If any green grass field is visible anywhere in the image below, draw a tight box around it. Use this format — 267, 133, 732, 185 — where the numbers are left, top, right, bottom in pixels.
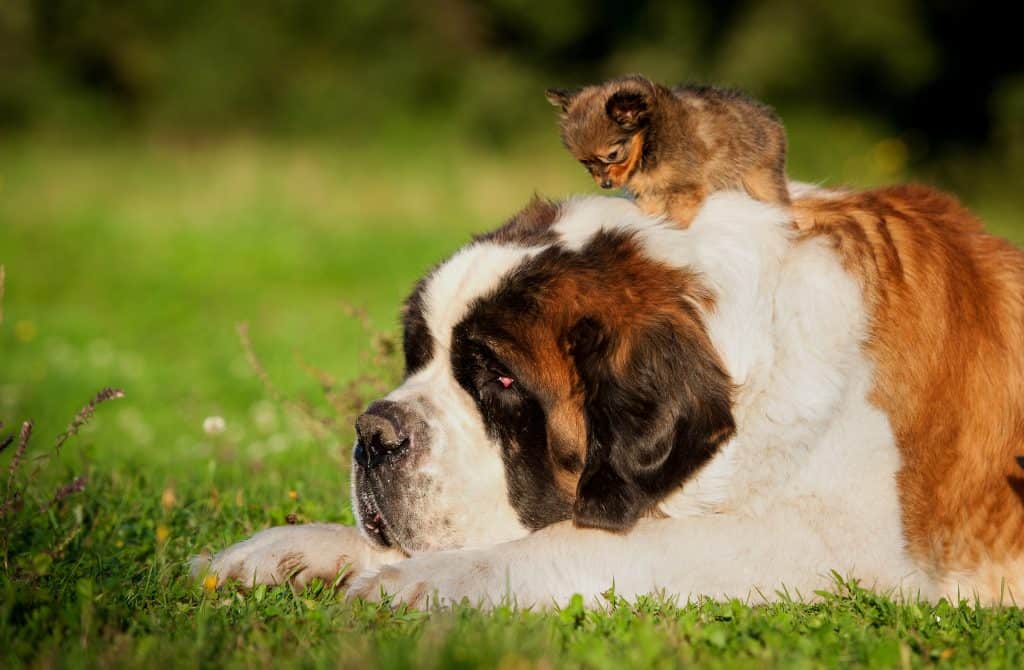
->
2, 129, 1023, 668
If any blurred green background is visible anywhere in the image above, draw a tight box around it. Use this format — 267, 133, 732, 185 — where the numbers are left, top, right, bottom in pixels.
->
1, 0, 1023, 478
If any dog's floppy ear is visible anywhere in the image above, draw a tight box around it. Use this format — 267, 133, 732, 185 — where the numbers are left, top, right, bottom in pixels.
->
545, 87, 580, 112
567, 315, 735, 532
605, 90, 650, 130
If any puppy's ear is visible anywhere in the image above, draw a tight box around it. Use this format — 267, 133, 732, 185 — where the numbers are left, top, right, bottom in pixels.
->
568, 315, 735, 532
545, 87, 580, 112
605, 90, 650, 130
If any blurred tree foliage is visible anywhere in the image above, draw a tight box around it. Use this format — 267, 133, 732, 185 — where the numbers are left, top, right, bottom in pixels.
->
0, 0, 1021, 165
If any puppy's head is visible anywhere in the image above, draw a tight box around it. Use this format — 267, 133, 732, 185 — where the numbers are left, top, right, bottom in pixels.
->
546, 76, 657, 190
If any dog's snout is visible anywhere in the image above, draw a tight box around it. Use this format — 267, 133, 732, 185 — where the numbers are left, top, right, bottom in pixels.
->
600, 178, 613, 189
354, 400, 414, 468
356, 410, 405, 451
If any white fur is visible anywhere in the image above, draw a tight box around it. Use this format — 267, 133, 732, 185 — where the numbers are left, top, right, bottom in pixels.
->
420, 242, 543, 349
552, 195, 661, 251
204, 193, 932, 607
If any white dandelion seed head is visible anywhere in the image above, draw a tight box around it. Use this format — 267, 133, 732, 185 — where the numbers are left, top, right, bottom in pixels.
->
203, 415, 226, 435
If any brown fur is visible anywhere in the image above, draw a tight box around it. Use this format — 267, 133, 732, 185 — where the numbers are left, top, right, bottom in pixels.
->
794, 185, 1024, 581
547, 76, 790, 228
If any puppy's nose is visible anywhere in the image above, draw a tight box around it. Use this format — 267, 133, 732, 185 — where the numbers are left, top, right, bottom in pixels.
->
600, 178, 613, 189
354, 400, 411, 469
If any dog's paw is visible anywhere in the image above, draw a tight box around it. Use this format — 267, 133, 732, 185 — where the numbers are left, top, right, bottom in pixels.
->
347, 549, 518, 609
192, 523, 404, 590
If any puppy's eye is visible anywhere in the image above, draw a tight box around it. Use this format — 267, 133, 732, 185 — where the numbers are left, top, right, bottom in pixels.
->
605, 150, 620, 162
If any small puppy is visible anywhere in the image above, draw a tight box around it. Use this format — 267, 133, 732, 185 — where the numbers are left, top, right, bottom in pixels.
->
547, 75, 789, 227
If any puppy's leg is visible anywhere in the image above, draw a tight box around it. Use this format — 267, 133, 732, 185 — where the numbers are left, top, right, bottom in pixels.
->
192, 524, 405, 590
742, 167, 791, 206
658, 186, 706, 228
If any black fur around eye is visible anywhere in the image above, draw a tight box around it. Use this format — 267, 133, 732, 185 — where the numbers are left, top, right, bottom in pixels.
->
479, 374, 517, 397
480, 369, 518, 394
463, 343, 520, 397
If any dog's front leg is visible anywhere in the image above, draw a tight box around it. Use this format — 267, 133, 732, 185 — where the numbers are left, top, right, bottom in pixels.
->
348, 504, 916, 609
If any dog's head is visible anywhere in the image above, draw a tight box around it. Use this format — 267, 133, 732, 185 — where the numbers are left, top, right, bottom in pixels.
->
352, 196, 737, 553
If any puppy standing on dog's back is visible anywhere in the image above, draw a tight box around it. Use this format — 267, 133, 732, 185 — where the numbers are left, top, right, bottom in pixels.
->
547, 75, 790, 227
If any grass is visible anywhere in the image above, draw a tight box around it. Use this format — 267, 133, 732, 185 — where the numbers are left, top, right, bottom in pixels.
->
1, 127, 1023, 668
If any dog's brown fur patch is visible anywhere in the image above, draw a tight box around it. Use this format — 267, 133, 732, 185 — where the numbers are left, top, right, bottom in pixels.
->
489, 233, 727, 504
794, 185, 1024, 579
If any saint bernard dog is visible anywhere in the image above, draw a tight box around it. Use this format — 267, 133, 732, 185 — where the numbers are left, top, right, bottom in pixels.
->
195, 183, 1024, 608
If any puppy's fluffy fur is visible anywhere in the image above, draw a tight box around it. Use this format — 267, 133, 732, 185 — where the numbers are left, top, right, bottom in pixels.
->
547, 75, 789, 227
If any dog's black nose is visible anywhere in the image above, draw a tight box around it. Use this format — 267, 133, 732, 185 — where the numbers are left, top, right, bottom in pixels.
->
601, 178, 613, 189
354, 400, 412, 469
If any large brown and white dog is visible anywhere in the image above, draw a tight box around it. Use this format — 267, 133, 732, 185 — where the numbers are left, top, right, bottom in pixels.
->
196, 183, 1024, 608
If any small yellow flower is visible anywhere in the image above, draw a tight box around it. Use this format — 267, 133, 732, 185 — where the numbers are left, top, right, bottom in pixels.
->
156, 524, 170, 543
203, 574, 218, 593
288, 490, 299, 501
161, 487, 177, 511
